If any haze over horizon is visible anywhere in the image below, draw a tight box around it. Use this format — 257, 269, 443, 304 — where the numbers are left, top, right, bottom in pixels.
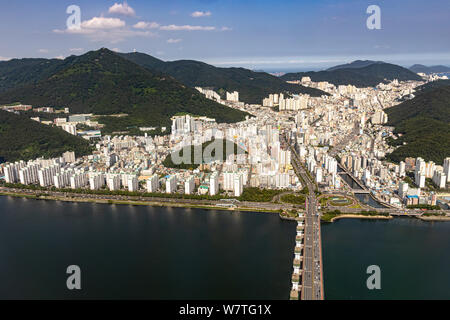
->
0, 0, 449, 70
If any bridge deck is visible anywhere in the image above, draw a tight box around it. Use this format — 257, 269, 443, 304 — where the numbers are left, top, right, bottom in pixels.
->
285, 133, 324, 300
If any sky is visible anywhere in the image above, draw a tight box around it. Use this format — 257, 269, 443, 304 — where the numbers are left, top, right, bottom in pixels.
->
0, 0, 449, 71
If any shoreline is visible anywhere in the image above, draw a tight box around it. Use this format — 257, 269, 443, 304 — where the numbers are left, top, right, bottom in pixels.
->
328, 214, 393, 222
418, 215, 450, 222
2, 189, 448, 222
0, 190, 281, 215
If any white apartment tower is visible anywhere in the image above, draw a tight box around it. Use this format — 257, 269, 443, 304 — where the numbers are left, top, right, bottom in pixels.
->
166, 175, 177, 194
147, 174, 159, 193
443, 158, 450, 183
210, 172, 219, 196
185, 176, 195, 195
234, 173, 243, 197
127, 175, 139, 192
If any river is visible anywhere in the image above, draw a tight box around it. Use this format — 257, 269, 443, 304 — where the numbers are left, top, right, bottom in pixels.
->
337, 166, 388, 208
0, 196, 295, 299
322, 217, 450, 299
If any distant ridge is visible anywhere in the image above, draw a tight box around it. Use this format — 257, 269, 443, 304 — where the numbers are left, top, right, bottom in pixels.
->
118, 52, 328, 104
281, 61, 422, 88
0, 50, 329, 106
326, 60, 384, 71
409, 64, 450, 74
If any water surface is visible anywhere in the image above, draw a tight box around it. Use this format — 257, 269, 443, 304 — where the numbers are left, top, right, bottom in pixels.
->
0, 196, 295, 299
322, 218, 450, 299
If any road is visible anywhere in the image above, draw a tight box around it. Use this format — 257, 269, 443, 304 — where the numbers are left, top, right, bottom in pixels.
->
284, 133, 323, 300
0, 186, 296, 212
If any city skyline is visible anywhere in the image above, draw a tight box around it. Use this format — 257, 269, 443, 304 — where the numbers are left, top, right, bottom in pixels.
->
0, 0, 449, 70
0, 0, 449, 302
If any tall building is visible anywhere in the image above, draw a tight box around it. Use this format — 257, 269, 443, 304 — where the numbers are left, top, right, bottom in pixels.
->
171, 115, 196, 134
414, 158, 426, 188
4, 163, 19, 183
61, 124, 77, 136
432, 170, 447, 189
38, 167, 53, 187
279, 149, 291, 167
444, 158, 450, 183
399, 161, 406, 177
89, 173, 105, 190
185, 176, 195, 195
234, 173, 243, 197
127, 175, 139, 192
147, 174, 159, 193
166, 175, 177, 194
315, 167, 323, 183
210, 172, 219, 196
398, 181, 409, 198
63, 151, 76, 163
222, 171, 235, 191
424, 161, 436, 178
226, 91, 239, 102
107, 174, 121, 191
275, 173, 289, 188
415, 172, 425, 188
371, 111, 388, 124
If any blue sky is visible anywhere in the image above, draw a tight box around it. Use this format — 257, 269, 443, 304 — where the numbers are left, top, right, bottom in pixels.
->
0, 0, 449, 70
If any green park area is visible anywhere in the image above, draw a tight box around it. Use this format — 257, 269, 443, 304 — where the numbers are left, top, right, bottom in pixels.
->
319, 195, 353, 207
280, 193, 306, 205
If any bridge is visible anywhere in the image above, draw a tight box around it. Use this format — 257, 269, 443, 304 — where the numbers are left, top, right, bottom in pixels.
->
337, 163, 369, 191
336, 164, 400, 209
350, 189, 370, 194
284, 134, 324, 301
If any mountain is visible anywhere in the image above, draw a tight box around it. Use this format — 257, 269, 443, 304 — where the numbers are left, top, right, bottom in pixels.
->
0, 58, 67, 93
163, 139, 246, 170
326, 60, 384, 71
409, 64, 450, 74
384, 84, 450, 164
0, 110, 93, 162
413, 79, 450, 94
0, 49, 249, 133
118, 52, 328, 104
281, 62, 422, 87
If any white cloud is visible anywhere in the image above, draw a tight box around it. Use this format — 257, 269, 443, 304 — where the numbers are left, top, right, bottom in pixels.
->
54, 55, 65, 60
81, 17, 125, 29
167, 38, 182, 44
191, 11, 212, 18
0, 56, 10, 61
159, 24, 215, 31
374, 45, 391, 49
221, 26, 232, 31
108, 2, 136, 17
111, 48, 121, 52
38, 49, 49, 53
69, 48, 84, 53
133, 21, 160, 29
54, 17, 157, 43
54, 17, 125, 34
